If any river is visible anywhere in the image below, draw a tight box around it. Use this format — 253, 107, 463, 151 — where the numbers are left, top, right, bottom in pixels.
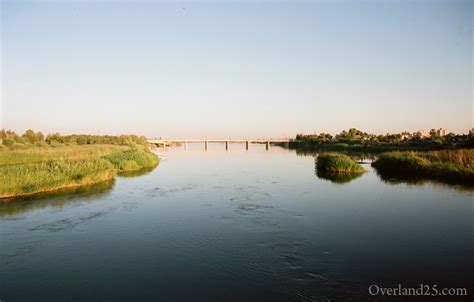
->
1, 144, 473, 301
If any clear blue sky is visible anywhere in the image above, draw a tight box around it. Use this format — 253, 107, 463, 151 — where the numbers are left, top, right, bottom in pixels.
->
1, 0, 472, 138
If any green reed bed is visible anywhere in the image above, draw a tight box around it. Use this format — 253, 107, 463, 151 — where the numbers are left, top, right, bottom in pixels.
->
316, 153, 366, 173
0, 145, 158, 199
103, 149, 159, 172
371, 149, 474, 185
0, 144, 130, 166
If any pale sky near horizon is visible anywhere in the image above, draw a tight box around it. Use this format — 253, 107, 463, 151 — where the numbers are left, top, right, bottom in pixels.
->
1, 0, 472, 138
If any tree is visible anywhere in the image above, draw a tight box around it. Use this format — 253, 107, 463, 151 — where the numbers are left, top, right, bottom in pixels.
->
36, 131, 45, 141
22, 129, 43, 143
45, 132, 62, 144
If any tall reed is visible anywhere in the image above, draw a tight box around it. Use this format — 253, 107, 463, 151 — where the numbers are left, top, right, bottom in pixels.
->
0, 145, 158, 199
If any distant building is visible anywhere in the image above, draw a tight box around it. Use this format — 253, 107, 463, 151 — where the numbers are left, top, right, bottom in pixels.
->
414, 130, 429, 138
436, 128, 446, 136
400, 132, 412, 141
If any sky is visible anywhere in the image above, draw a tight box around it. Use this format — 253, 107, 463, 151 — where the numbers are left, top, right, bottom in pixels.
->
1, 0, 472, 138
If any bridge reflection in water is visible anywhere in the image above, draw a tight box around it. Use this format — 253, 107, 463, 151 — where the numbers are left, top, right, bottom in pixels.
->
147, 139, 291, 151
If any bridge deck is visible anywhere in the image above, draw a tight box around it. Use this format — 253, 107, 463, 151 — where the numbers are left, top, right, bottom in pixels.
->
148, 139, 291, 143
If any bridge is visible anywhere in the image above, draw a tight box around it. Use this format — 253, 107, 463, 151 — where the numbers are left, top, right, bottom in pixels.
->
147, 139, 291, 150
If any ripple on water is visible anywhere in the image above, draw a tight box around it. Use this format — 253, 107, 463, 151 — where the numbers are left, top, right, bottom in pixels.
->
236, 203, 274, 212
121, 202, 139, 212
1, 216, 26, 221
146, 184, 197, 198
230, 191, 272, 202
1, 240, 45, 268
29, 210, 108, 232
306, 271, 329, 281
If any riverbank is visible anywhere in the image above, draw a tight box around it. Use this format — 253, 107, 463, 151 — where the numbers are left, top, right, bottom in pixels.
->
290, 141, 471, 153
0, 144, 159, 199
371, 149, 474, 185
293, 128, 473, 152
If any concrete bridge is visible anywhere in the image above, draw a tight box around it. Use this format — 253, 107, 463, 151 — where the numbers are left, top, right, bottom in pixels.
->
147, 139, 291, 150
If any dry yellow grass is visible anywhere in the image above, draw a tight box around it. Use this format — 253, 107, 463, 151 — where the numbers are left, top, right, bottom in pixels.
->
427, 149, 474, 166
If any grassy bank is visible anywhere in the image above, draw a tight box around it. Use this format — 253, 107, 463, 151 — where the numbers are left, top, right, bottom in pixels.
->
371, 149, 474, 185
0, 144, 131, 165
316, 153, 366, 173
0, 145, 158, 199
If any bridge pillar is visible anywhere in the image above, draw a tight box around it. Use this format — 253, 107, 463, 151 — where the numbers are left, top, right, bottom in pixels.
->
205, 140, 208, 151
266, 141, 270, 150
225, 141, 229, 150
246, 141, 249, 150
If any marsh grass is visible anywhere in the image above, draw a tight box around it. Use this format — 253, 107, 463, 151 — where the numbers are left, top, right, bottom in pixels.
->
372, 149, 474, 185
103, 149, 158, 172
0, 145, 158, 199
0, 144, 130, 166
316, 153, 366, 174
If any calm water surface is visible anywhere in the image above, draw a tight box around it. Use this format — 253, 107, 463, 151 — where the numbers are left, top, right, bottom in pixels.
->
1, 145, 473, 301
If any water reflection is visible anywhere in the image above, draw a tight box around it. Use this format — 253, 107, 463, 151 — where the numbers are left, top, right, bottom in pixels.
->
0, 180, 115, 218
118, 166, 156, 178
375, 170, 474, 192
315, 169, 364, 184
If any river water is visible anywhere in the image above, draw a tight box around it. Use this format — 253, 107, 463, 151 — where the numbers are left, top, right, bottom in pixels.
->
1, 144, 473, 301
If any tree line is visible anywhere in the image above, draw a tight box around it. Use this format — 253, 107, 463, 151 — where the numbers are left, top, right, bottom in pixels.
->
295, 128, 473, 150
0, 129, 149, 147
